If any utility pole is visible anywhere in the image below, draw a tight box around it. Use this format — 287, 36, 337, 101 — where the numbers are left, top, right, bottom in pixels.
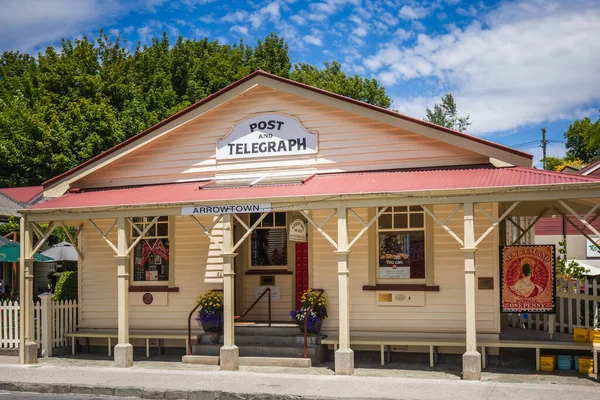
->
541, 128, 548, 169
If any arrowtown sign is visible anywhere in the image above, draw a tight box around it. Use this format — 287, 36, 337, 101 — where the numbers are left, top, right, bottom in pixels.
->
216, 113, 317, 160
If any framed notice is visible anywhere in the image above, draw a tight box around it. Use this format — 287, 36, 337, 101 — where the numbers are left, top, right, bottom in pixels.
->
500, 245, 555, 313
586, 236, 600, 258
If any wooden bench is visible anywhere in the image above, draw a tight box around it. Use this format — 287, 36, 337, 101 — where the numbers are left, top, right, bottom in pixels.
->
322, 336, 467, 367
65, 330, 201, 358
322, 336, 599, 373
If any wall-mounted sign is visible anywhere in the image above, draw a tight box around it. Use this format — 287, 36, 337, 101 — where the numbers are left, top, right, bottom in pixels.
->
289, 219, 307, 242
182, 204, 272, 215
586, 237, 600, 258
379, 232, 411, 279
217, 114, 317, 160
255, 285, 281, 300
501, 245, 555, 313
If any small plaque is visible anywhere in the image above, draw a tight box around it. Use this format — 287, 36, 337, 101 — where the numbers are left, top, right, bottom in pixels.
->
378, 293, 393, 302
478, 277, 494, 290
142, 293, 154, 305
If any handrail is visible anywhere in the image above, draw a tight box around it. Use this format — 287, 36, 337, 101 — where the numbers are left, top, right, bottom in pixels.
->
303, 289, 325, 359
187, 302, 202, 355
235, 287, 271, 326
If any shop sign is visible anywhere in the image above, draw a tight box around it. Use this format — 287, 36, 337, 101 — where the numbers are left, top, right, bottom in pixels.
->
217, 114, 317, 160
255, 285, 281, 300
500, 245, 555, 313
586, 236, 600, 258
182, 203, 272, 215
288, 219, 307, 242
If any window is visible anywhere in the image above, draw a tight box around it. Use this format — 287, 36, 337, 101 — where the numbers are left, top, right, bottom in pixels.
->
377, 206, 425, 279
131, 216, 170, 282
250, 212, 287, 267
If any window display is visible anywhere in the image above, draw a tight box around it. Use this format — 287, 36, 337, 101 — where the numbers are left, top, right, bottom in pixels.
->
131, 216, 170, 282
250, 212, 288, 267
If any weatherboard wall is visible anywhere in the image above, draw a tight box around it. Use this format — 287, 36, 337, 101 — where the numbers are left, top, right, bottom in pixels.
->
75, 203, 500, 347
77, 85, 488, 189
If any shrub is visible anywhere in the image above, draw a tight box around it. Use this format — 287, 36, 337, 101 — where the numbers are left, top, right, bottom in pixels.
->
53, 271, 78, 301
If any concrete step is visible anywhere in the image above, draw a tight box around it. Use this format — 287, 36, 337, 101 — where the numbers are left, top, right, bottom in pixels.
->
197, 334, 325, 346
191, 343, 327, 364
233, 325, 301, 336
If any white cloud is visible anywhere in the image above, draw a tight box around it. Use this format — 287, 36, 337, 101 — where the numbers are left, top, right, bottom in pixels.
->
221, 10, 248, 23
230, 25, 249, 36
365, 0, 600, 135
304, 35, 323, 46
353, 26, 368, 37
0, 0, 127, 52
456, 6, 478, 17
399, 5, 429, 20
249, 1, 281, 29
290, 14, 306, 25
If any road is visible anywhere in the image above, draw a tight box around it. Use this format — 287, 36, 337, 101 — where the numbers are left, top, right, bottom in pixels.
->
0, 393, 123, 400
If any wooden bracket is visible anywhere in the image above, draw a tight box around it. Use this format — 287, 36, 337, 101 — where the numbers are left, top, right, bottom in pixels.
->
300, 209, 338, 249
88, 218, 119, 255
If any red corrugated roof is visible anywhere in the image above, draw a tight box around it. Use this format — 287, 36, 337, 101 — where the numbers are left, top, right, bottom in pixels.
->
28, 166, 600, 211
42, 70, 532, 188
0, 186, 43, 203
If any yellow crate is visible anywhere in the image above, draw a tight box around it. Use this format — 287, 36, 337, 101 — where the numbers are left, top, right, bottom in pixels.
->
589, 329, 600, 343
540, 354, 556, 371
573, 328, 589, 342
578, 356, 593, 374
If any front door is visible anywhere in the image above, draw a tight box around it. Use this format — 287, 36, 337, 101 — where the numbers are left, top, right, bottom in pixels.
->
295, 242, 309, 309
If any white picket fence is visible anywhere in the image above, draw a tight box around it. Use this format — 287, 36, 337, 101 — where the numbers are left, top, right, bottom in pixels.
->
0, 298, 77, 350
509, 278, 600, 333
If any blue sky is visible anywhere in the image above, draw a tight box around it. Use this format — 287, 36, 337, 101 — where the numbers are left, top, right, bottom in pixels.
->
1, 0, 599, 166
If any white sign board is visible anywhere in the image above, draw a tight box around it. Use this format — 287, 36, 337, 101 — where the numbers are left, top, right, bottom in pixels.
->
586, 237, 600, 258
379, 266, 411, 279
289, 219, 307, 242
217, 114, 317, 160
255, 286, 281, 300
182, 204, 271, 215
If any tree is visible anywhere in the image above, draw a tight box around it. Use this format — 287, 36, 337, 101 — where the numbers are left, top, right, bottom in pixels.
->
0, 33, 392, 187
424, 93, 471, 132
564, 112, 600, 164
543, 156, 584, 172
291, 61, 391, 108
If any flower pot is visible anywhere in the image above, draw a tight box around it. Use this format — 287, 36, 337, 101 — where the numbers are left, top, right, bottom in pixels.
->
299, 319, 322, 334
197, 310, 224, 334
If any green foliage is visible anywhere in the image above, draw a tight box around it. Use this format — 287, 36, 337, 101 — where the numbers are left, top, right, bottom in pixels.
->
424, 93, 471, 132
564, 112, 600, 164
543, 156, 584, 172
0, 32, 391, 187
53, 271, 78, 301
556, 239, 589, 280
0, 216, 77, 246
290, 61, 391, 108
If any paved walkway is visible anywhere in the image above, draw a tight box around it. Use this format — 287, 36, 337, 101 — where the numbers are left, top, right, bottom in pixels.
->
0, 355, 598, 400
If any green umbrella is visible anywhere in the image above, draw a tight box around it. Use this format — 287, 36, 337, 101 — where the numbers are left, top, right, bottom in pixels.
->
0, 241, 54, 262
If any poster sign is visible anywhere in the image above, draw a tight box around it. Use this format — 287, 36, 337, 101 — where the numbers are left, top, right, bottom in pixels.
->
182, 204, 271, 215
216, 114, 317, 160
501, 245, 555, 313
255, 286, 281, 300
289, 219, 307, 242
379, 232, 411, 279
586, 236, 600, 258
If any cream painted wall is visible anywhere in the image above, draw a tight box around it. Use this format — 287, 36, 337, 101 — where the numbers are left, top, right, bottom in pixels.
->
78, 85, 488, 189
312, 204, 499, 337
77, 205, 500, 350
78, 216, 223, 330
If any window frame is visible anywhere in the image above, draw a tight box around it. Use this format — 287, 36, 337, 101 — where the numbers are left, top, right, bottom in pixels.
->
129, 216, 175, 287
248, 212, 289, 269
375, 206, 427, 284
